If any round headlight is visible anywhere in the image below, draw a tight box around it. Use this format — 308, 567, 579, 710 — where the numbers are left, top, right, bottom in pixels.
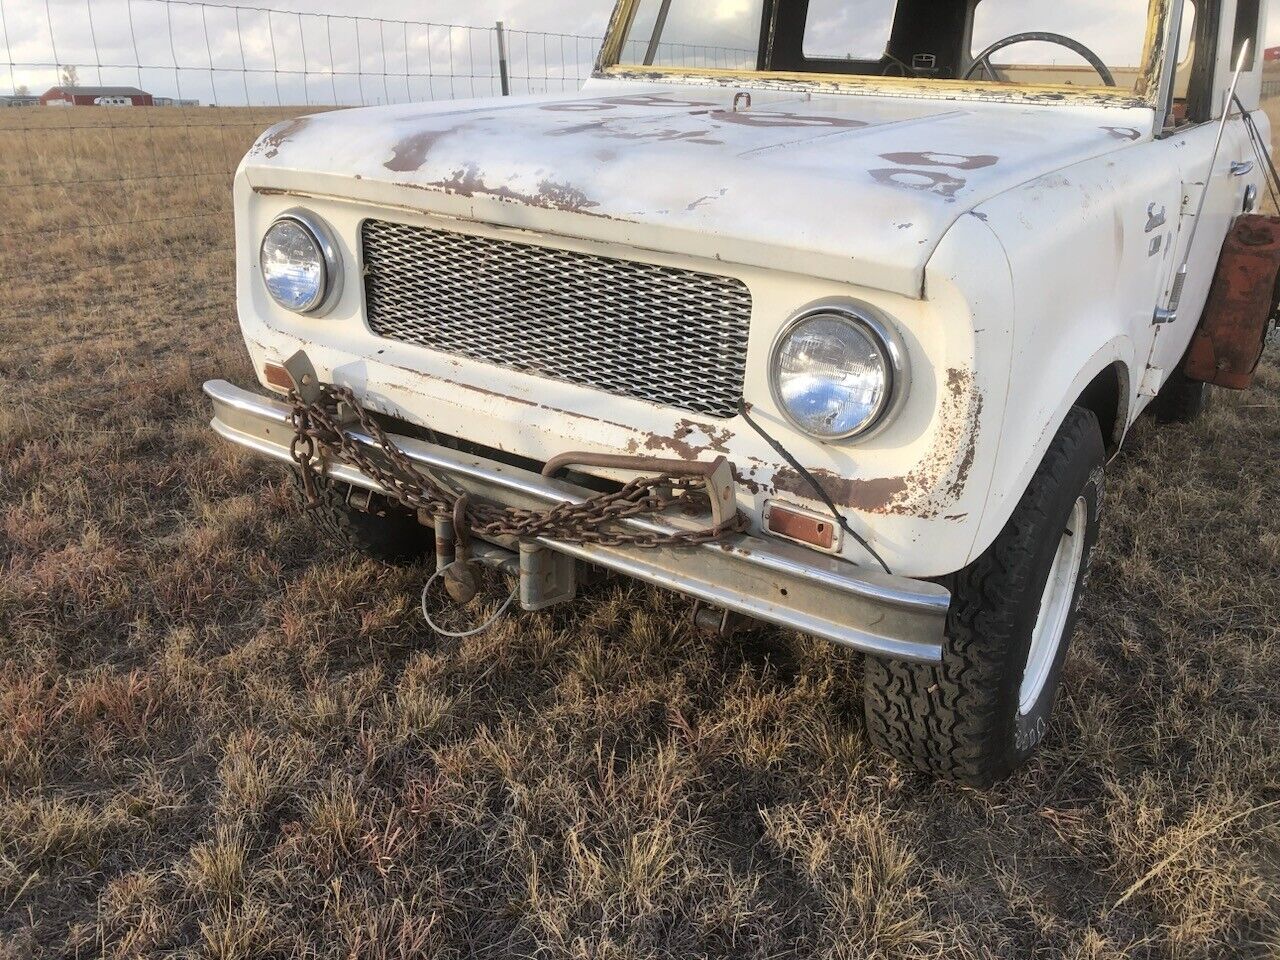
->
770, 306, 902, 441
261, 214, 337, 313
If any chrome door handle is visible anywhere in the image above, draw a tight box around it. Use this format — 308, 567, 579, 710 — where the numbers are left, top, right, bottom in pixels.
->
1231, 160, 1255, 177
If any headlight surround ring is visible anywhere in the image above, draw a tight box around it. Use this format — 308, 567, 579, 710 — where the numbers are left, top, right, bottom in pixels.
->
768, 300, 909, 443
260, 209, 343, 315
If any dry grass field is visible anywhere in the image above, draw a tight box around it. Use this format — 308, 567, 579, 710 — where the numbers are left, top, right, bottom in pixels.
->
0, 105, 1278, 959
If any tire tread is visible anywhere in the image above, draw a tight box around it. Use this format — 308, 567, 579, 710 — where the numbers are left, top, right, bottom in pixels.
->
864, 408, 1102, 787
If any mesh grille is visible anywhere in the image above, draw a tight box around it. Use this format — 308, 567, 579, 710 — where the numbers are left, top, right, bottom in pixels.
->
361, 220, 753, 419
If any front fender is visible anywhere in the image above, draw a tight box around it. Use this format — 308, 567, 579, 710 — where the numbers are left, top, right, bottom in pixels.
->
955, 155, 1168, 565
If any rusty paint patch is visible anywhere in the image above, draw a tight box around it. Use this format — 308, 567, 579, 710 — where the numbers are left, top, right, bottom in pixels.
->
644, 425, 700, 460
254, 116, 310, 159
773, 368, 984, 517
881, 151, 997, 170
773, 471, 910, 514
420, 164, 600, 214
733, 467, 763, 496
640, 418, 735, 460
384, 129, 450, 172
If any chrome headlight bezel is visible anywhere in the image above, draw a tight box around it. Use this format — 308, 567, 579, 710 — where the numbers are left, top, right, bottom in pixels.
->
768, 299, 909, 443
260, 209, 343, 315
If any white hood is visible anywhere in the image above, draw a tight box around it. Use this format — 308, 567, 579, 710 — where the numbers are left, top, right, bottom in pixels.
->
243, 83, 1153, 298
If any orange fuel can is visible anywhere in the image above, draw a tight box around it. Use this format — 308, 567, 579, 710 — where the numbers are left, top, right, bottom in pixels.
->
1185, 214, 1280, 390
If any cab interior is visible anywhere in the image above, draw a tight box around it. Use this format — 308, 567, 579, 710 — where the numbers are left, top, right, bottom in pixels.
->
616, 0, 1263, 127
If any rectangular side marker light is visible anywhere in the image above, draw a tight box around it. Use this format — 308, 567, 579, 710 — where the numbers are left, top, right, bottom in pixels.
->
764, 501, 841, 553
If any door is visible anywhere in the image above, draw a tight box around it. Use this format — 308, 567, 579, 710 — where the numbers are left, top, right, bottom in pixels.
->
1144, 115, 1255, 384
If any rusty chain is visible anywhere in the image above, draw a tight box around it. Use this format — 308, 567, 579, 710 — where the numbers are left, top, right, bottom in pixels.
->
288, 384, 747, 548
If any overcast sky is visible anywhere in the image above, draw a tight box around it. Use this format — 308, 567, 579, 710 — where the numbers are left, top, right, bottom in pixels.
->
2, 0, 1277, 104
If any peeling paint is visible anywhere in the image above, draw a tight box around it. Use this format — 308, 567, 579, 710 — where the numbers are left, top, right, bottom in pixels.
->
870, 168, 966, 199
1101, 125, 1143, 141
385, 129, 451, 172
641, 418, 735, 459
600, 66, 1161, 110
773, 470, 911, 514
419, 164, 601, 214
881, 151, 997, 170
253, 116, 310, 159
774, 368, 983, 517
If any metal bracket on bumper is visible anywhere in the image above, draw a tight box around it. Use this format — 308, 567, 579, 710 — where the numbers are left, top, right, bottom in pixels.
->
204, 379, 950, 663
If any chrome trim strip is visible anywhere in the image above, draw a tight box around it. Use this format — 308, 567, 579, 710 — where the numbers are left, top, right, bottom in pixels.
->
204, 379, 949, 662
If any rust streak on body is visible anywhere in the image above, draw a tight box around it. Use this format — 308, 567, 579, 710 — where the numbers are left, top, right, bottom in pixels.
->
406, 164, 603, 215
774, 368, 983, 517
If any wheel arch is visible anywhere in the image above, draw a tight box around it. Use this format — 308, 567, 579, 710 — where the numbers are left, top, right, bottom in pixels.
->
1073, 360, 1131, 457
965, 341, 1133, 568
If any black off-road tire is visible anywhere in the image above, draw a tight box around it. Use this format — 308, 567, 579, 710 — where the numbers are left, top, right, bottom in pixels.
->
303, 475, 434, 564
1151, 364, 1212, 424
863, 407, 1105, 788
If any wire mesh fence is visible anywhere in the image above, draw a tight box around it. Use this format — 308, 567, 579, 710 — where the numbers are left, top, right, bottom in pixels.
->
0, 0, 610, 318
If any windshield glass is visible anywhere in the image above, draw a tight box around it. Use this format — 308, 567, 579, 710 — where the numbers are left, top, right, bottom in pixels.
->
618, 0, 764, 70
609, 0, 1171, 98
972, 0, 1180, 93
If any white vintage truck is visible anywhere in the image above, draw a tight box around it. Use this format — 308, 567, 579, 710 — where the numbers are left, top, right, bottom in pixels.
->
205, 0, 1279, 785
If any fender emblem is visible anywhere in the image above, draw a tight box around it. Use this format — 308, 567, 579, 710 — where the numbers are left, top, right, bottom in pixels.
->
1145, 202, 1167, 233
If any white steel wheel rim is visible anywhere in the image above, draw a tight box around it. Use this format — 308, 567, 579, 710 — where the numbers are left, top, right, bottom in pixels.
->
1020, 496, 1088, 716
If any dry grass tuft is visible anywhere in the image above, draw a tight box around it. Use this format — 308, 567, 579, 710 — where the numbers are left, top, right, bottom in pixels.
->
0, 106, 1277, 958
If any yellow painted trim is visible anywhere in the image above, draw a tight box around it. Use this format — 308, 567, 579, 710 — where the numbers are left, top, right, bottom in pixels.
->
599, 65, 1154, 108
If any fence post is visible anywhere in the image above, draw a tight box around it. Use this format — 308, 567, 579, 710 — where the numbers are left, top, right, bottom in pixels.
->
495, 21, 511, 96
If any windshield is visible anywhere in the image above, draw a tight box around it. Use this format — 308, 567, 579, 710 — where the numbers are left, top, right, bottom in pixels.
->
617, 1, 764, 71
607, 0, 1172, 99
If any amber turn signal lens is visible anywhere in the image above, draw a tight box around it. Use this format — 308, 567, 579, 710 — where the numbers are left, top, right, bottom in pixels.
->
764, 501, 837, 551
264, 362, 293, 394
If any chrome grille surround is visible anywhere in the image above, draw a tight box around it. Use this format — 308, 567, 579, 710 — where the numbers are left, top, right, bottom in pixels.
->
360, 219, 753, 419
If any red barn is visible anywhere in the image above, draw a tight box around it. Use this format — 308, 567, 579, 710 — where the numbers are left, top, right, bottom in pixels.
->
40, 85, 153, 107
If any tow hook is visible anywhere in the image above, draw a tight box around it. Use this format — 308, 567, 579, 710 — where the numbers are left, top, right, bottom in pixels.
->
441, 497, 480, 604
691, 600, 749, 640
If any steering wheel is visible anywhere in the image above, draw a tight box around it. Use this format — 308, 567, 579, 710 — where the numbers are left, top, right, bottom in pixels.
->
965, 32, 1117, 87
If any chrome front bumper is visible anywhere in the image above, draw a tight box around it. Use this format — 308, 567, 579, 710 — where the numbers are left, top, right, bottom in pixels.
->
204, 379, 950, 663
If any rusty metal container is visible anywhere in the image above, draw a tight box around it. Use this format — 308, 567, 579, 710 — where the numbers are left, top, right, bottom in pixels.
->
1185, 214, 1280, 390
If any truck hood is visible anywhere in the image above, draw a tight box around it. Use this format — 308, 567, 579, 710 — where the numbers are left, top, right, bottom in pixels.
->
244, 83, 1152, 299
